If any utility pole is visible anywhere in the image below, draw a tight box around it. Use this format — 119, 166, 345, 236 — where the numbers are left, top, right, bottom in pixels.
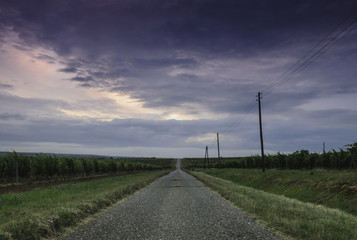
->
204, 146, 207, 169
203, 148, 206, 169
217, 133, 221, 162
204, 146, 209, 169
257, 92, 265, 172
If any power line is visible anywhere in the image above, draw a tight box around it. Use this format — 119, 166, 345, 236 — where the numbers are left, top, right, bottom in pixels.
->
210, 7, 357, 151
219, 100, 256, 134
262, 8, 357, 96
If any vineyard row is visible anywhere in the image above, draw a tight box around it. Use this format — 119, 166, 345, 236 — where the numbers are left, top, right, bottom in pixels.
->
0, 152, 175, 182
183, 142, 357, 169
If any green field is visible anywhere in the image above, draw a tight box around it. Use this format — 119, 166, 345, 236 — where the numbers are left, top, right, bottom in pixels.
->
0, 170, 170, 240
188, 168, 357, 240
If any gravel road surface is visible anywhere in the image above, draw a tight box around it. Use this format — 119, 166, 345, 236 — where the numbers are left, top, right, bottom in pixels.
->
61, 160, 281, 239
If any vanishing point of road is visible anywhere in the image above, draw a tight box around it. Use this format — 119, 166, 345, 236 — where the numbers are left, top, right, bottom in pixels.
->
62, 160, 281, 240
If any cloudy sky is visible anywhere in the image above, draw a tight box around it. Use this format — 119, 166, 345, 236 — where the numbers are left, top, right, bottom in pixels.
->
0, 0, 356, 158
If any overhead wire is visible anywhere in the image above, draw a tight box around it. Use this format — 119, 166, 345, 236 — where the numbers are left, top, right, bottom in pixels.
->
219, 100, 256, 134
262, 8, 357, 96
264, 19, 357, 96
262, 8, 357, 94
213, 7, 357, 141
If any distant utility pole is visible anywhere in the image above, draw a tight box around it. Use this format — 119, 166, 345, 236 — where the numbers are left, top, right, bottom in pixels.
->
257, 92, 265, 172
217, 132, 221, 162
204, 146, 209, 169
323, 142, 326, 153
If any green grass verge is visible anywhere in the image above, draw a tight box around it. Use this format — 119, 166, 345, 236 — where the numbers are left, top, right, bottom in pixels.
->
0, 170, 170, 240
189, 171, 357, 240
200, 168, 357, 216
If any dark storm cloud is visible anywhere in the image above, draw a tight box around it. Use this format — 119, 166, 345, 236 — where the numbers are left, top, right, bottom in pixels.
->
1, 0, 355, 57
58, 66, 77, 73
1, 0, 357, 157
69, 75, 99, 87
70, 76, 94, 83
1, 0, 356, 114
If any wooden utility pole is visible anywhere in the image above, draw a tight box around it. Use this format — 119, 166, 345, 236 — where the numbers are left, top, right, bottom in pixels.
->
204, 146, 209, 169
204, 146, 207, 169
257, 92, 265, 172
217, 132, 221, 162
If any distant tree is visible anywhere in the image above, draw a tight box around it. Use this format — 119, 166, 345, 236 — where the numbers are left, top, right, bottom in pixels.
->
346, 142, 357, 168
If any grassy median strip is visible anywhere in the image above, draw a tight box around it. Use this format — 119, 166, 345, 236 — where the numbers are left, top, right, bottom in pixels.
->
189, 171, 357, 240
0, 170, 170, 240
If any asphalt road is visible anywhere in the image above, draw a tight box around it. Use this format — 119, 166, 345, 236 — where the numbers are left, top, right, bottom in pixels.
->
61, 160, 281, 240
